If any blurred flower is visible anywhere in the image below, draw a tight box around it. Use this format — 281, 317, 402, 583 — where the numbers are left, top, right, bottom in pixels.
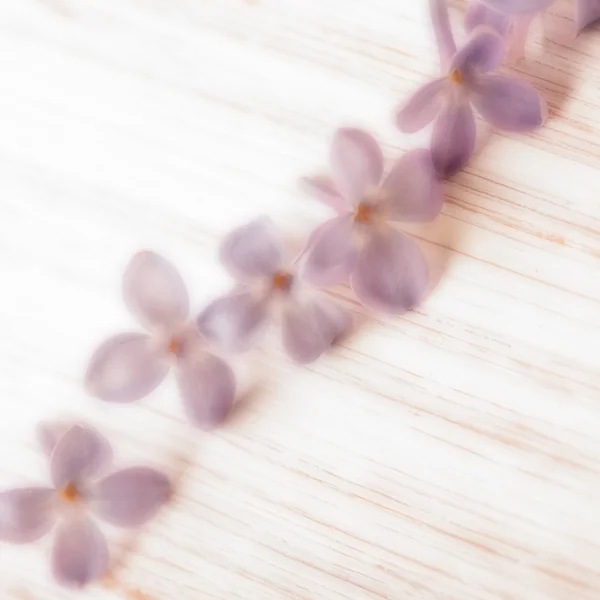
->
85, 251, 235, 429
465, 1, 512, 39
397, 3, 547, 177
478, 0, 554, 14
465, 1, 551, 61
196, 218, 350, 364
468, 0, 600, 55
575, 0, 600, 32
0, 424, 171, 589
301, 128, 441, 314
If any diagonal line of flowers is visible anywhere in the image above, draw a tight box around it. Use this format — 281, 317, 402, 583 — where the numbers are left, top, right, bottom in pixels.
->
1, 0, 598, 590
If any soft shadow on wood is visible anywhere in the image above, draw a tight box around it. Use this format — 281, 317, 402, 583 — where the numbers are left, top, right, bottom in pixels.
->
101, 448, 196, 600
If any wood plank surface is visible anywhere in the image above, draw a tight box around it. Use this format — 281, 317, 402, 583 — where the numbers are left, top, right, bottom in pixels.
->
1, 0, 600, 598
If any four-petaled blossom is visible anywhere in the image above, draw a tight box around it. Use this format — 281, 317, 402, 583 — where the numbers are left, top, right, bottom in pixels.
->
301, 128, 442, 314
196, 217, 350, 364
397, 0, 547, 177
465, 1, 541, 62
85, 251, 236, 429
467, 0, 600, 60
0, 424, 171, 588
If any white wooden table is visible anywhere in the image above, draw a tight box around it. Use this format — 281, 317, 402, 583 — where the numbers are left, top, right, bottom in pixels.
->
1, 0, 600, 598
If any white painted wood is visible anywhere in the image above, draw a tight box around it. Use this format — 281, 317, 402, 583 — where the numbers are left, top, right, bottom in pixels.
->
1, 0, 600, 598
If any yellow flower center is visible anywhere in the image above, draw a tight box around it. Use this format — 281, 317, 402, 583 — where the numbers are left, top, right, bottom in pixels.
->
59, 482, 80, 503
272, 271, 293, 292
448, 69, 464, 85
354, 202, 373, 224
167, 337, 180, 355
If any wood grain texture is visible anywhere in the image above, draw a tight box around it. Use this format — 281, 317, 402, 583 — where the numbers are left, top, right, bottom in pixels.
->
1, 0, 600, 598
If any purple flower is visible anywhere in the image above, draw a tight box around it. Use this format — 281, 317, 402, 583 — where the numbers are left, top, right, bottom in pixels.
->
575, 0, 600, 32
465, 1, 550, 61
477, 0, 554, 13
397, 0, 547, 177
301, 128, 442, 314
465, 1, 513, 40
85, 251, 235, 429
196, 217, 350, 364
0, 424, 171, 588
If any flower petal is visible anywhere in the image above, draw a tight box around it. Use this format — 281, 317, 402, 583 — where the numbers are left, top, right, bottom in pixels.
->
50, 425, 113, 490
330, 128, 384, 204
281, 295, 351, 364
123, 251, 189, 330
219, 217, 285, 280
381, 149, 444, 222
300, 175, 353, 215
351, 227, 429, 314
51, 518, 109, 588
471, 74, 546, 132
395, 78, 447, 134
465, 1, 512, 37
481, 0, 554, 14
91, 467, 171, 528
429, 0, 457, 71
196, 289, 270, 353
301, 215, 358, 287
0, 487, 55, 544
575, 0, 600, 33
176, 353, 236, 429
450, 29, 505, 74
431, 96, 476, 177
85, 333, 170, 404
37, 421, 71, 457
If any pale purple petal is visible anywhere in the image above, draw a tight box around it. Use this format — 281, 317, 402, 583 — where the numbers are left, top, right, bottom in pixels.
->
300, 176, 352, 215
431, 96, 476, 177
176, 353, 236, 429
351, 227, 429, 314
197, 289, 270, 353
465, 1, 512, 37
429, 0, 457, 71
301, 215, 358, 287
91, 467, 171, 528
51, 518, 109, 588
450, 29, 505, 74
281, 295, 351, 364
380, 149, 444, 222
481, 0, 554, 14
330, 128, 384, 204
37, 421, 70, 457
575, 0, 600, 33
395, 78, 447, 134
85, 333, 170, 404
471, 74, 546, 132
219, 217, 285, 280
0, 487, 55, 544
123, 251, 189, 330
50, 425, 113, 490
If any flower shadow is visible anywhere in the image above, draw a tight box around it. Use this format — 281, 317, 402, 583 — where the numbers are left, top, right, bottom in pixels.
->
406, 177, 467, 294
101, 448, 196, 595
509, 5, 581, 123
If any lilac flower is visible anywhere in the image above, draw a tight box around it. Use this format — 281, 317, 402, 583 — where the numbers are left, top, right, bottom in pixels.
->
575, 0, 600, 32
477, 0, 554, 14
85, 251, 235, 429
465, 1, 550, 61
196, 217, 350, 364
468, 0, 600, 52
301, 128, 442, 314
0, 424, 171, 588
397, 0, 547, 177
